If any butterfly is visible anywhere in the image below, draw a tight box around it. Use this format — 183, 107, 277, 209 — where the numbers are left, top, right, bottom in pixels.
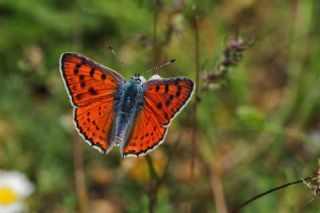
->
60, 53, 194, 157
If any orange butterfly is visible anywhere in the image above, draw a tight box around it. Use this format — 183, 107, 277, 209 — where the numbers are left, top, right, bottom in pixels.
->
60, 53, 194, 157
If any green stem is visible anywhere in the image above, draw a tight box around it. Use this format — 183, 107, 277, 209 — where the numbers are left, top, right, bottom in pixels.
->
230, 175, 317, 213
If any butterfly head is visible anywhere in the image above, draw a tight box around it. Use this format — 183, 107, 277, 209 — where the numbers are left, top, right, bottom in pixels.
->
130, 74, 146, 84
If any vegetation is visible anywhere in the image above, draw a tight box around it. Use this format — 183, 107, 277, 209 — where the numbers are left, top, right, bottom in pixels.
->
0, 0, 319, 212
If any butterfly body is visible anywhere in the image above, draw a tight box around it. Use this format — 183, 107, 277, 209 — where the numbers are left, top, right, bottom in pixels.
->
60, 53, 194, 157
109, 78, 145, 153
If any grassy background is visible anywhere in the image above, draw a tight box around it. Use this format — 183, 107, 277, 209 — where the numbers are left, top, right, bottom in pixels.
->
0, 0, 320, 212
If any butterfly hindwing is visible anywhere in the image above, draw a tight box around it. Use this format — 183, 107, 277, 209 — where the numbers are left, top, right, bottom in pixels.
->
74, 101, 114, 152
122, 107, 167, 157
60, 53, 125, 107
143, 78, 194, 126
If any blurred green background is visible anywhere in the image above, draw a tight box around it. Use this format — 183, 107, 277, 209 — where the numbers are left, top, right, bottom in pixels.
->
0, 0, 320, 212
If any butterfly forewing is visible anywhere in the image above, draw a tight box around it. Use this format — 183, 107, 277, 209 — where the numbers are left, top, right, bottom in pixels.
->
143, 78, 194, 125
60, 53, 125, 107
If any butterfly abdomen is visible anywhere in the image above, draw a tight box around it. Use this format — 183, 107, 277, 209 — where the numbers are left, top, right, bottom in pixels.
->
110, 80, 145, 147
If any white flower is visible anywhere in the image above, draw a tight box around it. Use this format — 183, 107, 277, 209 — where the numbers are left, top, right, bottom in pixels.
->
0, 170, 34, 213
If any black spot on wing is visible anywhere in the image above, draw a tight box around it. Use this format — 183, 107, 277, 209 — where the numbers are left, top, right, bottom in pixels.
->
165, 83, 169, 93
76, 94, 82, 100
89, 87, 97, 95
79, 75, 85, 88
176, 85, 181, 97
90, 68, 96, 77
165, 98, 171, 106
174, 78, 179, 85
101, 73, 106, 80
74, 63, 82, 75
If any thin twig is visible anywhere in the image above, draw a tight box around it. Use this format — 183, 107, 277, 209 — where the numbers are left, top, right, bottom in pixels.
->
147, 2, 168, 212
146, 155, 159, 181
198, 140, 228, 213
230, 175, 318, 213
210, 170, 228, 213
146, 155, 157, 213
73, 136, 88, 213
152, 0, 161, 65
191, 4, 200, 175
189, 3, 201, 212
146, 137, 181, 213
73, 4, 88, 212
156, 138, 180, 187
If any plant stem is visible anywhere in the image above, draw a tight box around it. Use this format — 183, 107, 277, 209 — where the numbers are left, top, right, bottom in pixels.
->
230, 179, 309, 213
72, 5, 88, 211
146, 137, 181, 213
146, 155, 157, 213
189, 3, 201, 212
211, 170, 228, 213
152, 0, 160, 65
191, 4, 200, 165
73, 136, 88, 213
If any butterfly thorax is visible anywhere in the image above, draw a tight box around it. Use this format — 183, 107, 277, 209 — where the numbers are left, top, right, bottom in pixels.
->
115, 79, 144, 114
131, 75, 142, 83
109, 79, 145, 150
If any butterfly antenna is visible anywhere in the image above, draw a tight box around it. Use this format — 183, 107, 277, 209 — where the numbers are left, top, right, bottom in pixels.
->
141, 59, 176, 76
108, 46, 129, 72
